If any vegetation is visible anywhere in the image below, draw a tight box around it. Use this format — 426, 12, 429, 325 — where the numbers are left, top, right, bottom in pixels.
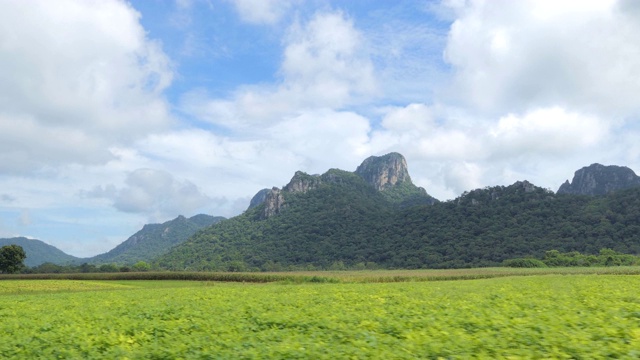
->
2, 276, 640, 358
6, 266, 640, 283
157, 178, 640, 271
0, 244, 26, 274
23, 261, 155, 274
88, 214, 225, 265
505, 249, 640, 268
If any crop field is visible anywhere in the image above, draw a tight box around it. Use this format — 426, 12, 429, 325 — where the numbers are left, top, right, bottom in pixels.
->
1, 275, 640, 359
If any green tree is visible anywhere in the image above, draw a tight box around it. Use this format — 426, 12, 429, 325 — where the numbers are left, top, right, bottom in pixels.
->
0, 245, 27, 274
132, 261, 151, 272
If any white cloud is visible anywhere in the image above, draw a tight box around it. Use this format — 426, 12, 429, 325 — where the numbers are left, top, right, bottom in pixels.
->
180, 11, 377, 130
489, 107, 609, 157
86, 168, 212, 220
282, 11, 378, 107
367, 103, 616, 198
443, 0, 640, 117
0, 0, 173, 174
268, 109, 372, 171
229, 0, 294, 25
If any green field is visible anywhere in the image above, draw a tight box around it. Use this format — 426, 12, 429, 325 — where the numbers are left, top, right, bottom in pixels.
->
2, 274, 640, 358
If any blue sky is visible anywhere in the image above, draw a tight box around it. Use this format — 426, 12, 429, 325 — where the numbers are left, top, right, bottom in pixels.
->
1, 0, 640, 257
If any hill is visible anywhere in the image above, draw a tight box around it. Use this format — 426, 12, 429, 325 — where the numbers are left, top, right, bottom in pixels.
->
157, 153, 436, 270
156, 154, 640, 271
88, 214, 225, 265
557, 163, 640, 195
0, 237, 80, 267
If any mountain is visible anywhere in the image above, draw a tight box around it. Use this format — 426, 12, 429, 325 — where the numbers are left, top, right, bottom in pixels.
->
557, 163, 640, 195
153, 153, 430, 270
89, 214, 225, 265
0, 237, 80, 267
355, 152, 438, 207
248, 152, 437, 218
156, 157, 640, 270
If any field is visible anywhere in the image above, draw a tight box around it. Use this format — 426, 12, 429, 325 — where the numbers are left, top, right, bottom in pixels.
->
1, 272, 640, 358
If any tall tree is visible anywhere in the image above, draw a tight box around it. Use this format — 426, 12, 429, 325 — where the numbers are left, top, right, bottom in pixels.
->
0, 244, 27, 274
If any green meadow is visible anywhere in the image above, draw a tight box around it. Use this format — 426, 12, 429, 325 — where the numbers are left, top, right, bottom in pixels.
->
1, 272, 640, 359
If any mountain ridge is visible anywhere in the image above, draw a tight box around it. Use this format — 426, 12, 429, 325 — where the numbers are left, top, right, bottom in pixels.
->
7, 154, 640, 270
557, 163, 640, 195
156, 155, 640, 271
249, 152, 437, 219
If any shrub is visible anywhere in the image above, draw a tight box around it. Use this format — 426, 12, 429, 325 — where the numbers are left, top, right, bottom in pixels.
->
503, 258, 548, 268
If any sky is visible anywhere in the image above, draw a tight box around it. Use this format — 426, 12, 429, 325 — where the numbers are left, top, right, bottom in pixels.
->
1, 0, 640, 257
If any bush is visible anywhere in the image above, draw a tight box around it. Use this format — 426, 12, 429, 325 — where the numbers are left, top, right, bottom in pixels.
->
503, 258, 548, 268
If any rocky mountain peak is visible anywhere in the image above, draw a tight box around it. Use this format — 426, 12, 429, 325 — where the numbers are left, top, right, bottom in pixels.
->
355, 152, 412, 191
249, 152, 435, 218
283, 171, 322, 193
557, 163, 640, 195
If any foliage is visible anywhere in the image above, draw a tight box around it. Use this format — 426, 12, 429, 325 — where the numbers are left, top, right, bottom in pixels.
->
0, 244, 27, 274
132, 261, 151, 272
379, 180, 437, 208
2, 276, 640, 358
157, 178, 640, 270
502, 258, 548, 268
26, 262, 155, 274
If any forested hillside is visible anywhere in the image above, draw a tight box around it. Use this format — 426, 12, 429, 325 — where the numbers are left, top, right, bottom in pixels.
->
88, 214, 225, 265
156, 177, 640, 271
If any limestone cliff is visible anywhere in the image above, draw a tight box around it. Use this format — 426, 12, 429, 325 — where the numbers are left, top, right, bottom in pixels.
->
261, 187, 285, 219
250, 152, 437, 219
355, 152, 412, 191
283, 171, 322, 193
557, 163, 640, 195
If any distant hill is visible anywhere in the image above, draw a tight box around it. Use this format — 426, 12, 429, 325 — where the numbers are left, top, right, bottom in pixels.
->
557, 163, 640, 195
88, 214, 225, 265
0, 237, 80, 267
155, 156, 640, 270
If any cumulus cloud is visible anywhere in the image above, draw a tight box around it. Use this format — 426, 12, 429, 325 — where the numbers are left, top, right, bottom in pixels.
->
86, 168, 212, 220
488, 107, 609, 157
0, 0, 173, 174
127, 108, 371, 200
180, 11, 376, 130
443, 0, 640, 117
367, 103, 615, 197
281, 12, 378, 107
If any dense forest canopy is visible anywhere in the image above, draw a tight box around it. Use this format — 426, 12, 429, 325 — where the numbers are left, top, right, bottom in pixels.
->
156, 173, 640, 271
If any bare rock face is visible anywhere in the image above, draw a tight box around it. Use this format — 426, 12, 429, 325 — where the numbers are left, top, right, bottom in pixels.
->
283, 171, 322, 193
557, 163, 640, 195
251, 152, 436, 218
252, 172, 323, 219
262, 187, 285, 219
355, 152, 412, 191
